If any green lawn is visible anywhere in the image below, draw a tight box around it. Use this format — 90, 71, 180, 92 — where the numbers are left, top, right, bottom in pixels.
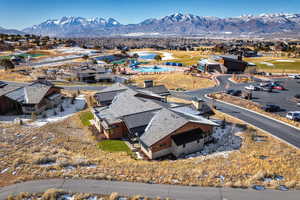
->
259, 60, 300, 72
79, 111, 94, 126
97, 140, 131, 154
245, 58, 300, 73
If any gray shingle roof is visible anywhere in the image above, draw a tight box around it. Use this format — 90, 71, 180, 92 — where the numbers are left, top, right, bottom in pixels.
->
0, 84, 22, 97
140, 108, 188, 147
5, 87, 25, 103
99, 83, 128, 93
109, 89, 161, 118
141, 85, 170, 96
140, 108, 218, 147
24, 83, 51, 104
122, 110, 157, 130
3, 82, 52, 104
94, 90, 122, 103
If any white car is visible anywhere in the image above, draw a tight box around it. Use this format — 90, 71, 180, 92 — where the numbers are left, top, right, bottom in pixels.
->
245, 85, 259, 91
288, 74, 300, 79
297, 102, 300, 107
286, 111, 300, 121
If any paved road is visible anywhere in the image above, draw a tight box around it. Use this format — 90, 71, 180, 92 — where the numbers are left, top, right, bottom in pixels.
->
1, 179, 299, 200
61, 85, 106, 91
172, 75, 300, 149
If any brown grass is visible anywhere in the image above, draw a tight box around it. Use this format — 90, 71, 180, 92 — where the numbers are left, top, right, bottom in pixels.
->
131, 72, 215, 90
0, 71, 33, 82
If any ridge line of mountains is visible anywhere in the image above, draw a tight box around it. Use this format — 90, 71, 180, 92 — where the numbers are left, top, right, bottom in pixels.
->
1, 13, 300, 37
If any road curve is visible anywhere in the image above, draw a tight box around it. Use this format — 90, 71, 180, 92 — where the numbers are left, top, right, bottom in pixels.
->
172, 75, 300, 149
1, 179, 299, 200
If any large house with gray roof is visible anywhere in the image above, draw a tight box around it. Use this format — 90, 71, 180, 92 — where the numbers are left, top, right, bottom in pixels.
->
92, 83, 217, 159
0, 81, 62, 115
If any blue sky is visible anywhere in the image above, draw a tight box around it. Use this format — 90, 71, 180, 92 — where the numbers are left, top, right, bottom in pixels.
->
1, 0, 300, 29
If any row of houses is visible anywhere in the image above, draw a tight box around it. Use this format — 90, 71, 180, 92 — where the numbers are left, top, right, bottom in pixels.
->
0, 80, 62, 115
46, 65, 129, 84
91, 81, 218, 159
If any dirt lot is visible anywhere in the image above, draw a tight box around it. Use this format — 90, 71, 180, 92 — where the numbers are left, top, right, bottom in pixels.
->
131, 72, 215, 90
0, 111, 299, 190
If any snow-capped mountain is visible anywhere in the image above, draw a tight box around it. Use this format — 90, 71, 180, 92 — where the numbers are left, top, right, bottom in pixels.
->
0, 26, 25, 35
22, 13, 300, 37
23, 16, 120, 37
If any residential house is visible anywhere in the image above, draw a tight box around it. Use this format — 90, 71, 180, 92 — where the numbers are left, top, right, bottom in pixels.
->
92, 84, 217, 159
0, 81, 62, 115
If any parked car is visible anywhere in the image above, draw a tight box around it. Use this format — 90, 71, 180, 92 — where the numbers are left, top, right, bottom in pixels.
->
232, 90, 242, 96
85, 80, 97, 84
225, 89, 241, 96
245, 85, 259, 91
258, 86, 273, 92
261, 104, 280, 112
259, 82, 271, 87
288, 74, 300, 79
294, 94, 300, 99
286, 111, 300, 121
273, 85, 285, 90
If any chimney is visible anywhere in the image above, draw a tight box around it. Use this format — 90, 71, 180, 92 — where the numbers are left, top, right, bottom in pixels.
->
192, 97, 204, 111
144, 80, 154, 88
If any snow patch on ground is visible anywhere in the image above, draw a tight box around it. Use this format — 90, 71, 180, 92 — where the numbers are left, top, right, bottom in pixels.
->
160, 52, 175, 60
184, 124, 243, 159
275, 59, 295, 62
260, 62, 274, 66
56, 47, 98, 55
0, 95, 86, 127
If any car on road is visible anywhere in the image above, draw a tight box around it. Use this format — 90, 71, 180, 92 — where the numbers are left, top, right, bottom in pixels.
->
225, 89, 242, 96
259, 82, 271, 87
231, 90, 242, 96
258, 86, 273, 92
288, 74, 300, 79
245, 85, 259, 91
286, 111, 300, 121
226, 89, 235, 94
261, 104, 281, 112
273, 85, 285, 90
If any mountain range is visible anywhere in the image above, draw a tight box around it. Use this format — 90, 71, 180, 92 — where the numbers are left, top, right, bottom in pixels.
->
3, 13, 300, 37
0, 26, 25, 35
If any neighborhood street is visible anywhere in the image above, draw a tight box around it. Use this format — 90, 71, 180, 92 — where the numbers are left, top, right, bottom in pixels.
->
1, 179, 299, 200
172, 75, 300, 149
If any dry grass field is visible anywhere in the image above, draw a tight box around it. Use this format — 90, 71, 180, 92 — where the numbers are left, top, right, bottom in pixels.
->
131, 72, 215, 90
0, 70, 33, 82
6, 189, 169, 200
244, 57, 300, 73
0, 110, 299, 190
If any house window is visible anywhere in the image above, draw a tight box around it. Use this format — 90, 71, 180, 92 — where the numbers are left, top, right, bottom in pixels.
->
159, 143, 166, 147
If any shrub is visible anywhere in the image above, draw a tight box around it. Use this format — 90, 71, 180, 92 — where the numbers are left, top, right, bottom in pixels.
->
42, 189, 65, 200
33, 156, 56, 165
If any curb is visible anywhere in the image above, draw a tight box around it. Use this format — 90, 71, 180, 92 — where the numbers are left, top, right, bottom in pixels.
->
204, 94, 300, 131
204, 94, 299, 149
